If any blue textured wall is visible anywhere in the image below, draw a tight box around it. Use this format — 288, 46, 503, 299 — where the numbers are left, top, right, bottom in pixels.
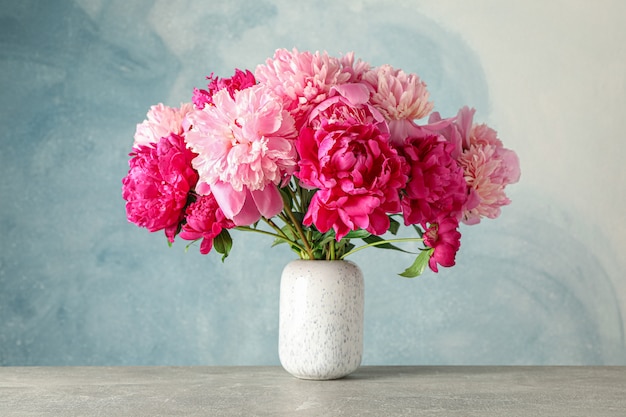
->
1, 0, 625, 365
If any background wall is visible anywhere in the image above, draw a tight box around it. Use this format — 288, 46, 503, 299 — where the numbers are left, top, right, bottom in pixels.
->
1, 0, 624, 365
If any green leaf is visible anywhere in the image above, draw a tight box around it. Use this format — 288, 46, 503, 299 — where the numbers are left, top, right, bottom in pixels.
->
412, 224, 424, 238
289, 211, 305, 225
213, 229, 233, 262
344, 229, 371, 239
362, 235, 412, 253
341, 242, 355, 255
279, 187, 292, 209
271, 238, 287, 247
399, 249, 433, 278
388, 217, 401, 235
317, 230, 338, 248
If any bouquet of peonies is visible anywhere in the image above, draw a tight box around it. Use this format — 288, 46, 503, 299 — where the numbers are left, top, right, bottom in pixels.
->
122, 48, 520, 277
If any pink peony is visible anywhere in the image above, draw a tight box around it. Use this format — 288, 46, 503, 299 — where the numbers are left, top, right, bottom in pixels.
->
133, 103, 194, 148
423, 217, 462, 273
363, 64, 433, 120
255, 48, 352, 128
122, 133, 199, 243
339, 52, 371, 83
425, 106, 520, 224
297, 84, 406, 240
363, 64, 434, 144
458, 139, 521, 224
427, 106, 474, 159
192, 69, 256, 110
179, 194, 235, 254
397, 135, 468, 225
185, 84, 298, 225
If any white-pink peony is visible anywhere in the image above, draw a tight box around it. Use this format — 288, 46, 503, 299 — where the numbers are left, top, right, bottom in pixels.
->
133, 103, 194, 148
185, 85, 298, 225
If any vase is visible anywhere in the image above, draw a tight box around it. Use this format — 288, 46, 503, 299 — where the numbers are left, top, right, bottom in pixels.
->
278, 259, 364, 380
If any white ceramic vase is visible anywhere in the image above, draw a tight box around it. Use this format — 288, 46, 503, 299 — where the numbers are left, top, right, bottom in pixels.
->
279, 259, 364, 380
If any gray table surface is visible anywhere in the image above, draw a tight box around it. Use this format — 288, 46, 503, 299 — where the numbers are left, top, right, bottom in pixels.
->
0, 366, 624, 416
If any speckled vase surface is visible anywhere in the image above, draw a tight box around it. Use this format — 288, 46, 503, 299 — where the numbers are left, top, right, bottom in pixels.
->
279, 259, 364, 380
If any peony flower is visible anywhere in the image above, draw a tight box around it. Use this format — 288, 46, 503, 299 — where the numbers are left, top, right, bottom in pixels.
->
362, 64, 434, 144
185, 84, 297, 225
458, 140, 521, 224
133, 103, 194, 148
339, 51, 371, 83
397, 135, 468, 225
179, 194, 235, 254
255, 48, 352, 128
427, 106, 474, 159
422, 217, 462, 272
425, 106, 520, 224
192, 69, 256, 110
297, 83, 406, 240
122, 133, 199, 243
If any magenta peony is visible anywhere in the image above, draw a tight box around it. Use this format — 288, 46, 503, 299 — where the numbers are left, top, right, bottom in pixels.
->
133, 103, 194, 149
185, 84, 298, 225
122, 133, 199, 243
397, 135, 468, 225
192, 69, 256, 110
179, 194, 235, 254
422, 217, 462, 272
297, 84, 406, 240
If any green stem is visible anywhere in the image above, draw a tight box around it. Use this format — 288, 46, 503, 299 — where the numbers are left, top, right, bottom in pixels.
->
340, 237, 424, 260
282, 200, 314, 259
263, 217, 286, 237
328, 239, 336, 261
287, 185, 302, 213
234, 225, 308, 254
277, 213, 299, 241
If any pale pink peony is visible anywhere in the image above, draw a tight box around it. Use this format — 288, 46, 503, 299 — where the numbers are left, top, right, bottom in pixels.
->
297, 84, 406, 240
179, 194, 235, 254
458, 140, 521, 224
425, 106, 520, 224
339, 51, 371, 83
363, 64, 434, 144
192, 69, 256, 110
133, 103, 194, 148
423, 216, 462, 273
255, 48, 352, 128
185, 85, 297, 225
397, 135, 468, 225
122, 133, 199, 243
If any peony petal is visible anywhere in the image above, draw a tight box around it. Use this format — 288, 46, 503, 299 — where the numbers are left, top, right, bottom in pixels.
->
210, 181, 245, 219
250, 184, 284, 218
232, 189, 262, 226
199, 237, 214, 255
330, 83, 370, 106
